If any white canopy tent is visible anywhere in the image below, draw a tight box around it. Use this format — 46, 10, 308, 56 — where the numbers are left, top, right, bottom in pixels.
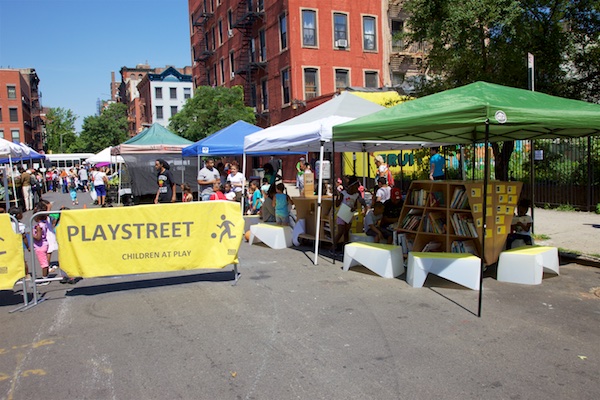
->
86, 147, 125, 165
1, 138, 25, 209
244, 92, 436, 264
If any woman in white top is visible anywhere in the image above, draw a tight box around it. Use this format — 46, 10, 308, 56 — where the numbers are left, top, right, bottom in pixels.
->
227, 163, 245, 202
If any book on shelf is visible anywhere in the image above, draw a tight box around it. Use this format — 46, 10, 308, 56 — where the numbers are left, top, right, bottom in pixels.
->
451, 240, 478, 256
401, 209, 423, 231
410, 189, 429, 206
424, 211, 446, 234
450, 187, 469, 209
429, 191, 444, 207
421, 241, 442, 252
450, 213, 477, 237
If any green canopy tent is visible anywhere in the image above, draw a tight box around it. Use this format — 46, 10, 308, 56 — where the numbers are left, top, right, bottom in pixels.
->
333, 81, 600, 316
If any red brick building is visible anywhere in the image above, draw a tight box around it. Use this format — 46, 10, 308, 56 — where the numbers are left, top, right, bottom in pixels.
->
188, 0, 385, 127
0, 68, 44, 151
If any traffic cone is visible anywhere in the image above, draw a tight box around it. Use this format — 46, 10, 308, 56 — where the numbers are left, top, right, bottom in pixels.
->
83, 204, 87, 209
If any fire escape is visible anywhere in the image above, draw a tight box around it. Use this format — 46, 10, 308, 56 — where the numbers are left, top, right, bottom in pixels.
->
192, 2, 215, 86
232, 0, 266, 115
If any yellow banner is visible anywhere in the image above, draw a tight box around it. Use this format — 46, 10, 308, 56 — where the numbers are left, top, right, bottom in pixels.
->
56, 202, 244, 278
0, 214, 26, 290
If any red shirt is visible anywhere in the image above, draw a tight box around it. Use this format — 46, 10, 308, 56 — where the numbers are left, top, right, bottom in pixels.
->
209, 191, 226, 200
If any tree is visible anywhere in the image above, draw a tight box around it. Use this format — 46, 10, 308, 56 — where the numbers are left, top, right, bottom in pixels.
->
73, 102, 128, 153
44, 107, 77, 153
169, 85, 256, 142
402, 0, 600, 179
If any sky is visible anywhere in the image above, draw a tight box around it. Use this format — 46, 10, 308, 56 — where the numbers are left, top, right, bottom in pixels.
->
0, 0, 191, 131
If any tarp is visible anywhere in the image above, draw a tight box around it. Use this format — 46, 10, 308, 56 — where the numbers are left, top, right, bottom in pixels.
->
0, 140, 44, 163
333, 81, 600, 143
182, 120, 263, 157
113, 123, 193, 154
86, 147, 124, 164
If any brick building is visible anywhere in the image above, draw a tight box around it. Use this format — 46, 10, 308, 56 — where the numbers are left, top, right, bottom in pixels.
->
188, 0, 386, 127
117, 64, 192, 137
0, 68, 44, 151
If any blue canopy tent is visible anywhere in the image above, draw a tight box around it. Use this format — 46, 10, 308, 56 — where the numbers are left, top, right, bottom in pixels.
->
182, 120, 263, 157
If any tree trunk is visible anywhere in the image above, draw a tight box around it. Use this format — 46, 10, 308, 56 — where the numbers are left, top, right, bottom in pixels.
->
491, 141, 515, 181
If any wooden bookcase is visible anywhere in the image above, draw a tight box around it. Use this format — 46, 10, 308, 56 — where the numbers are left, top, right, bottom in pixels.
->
398, 180, 523, 265
293, 197, 340, 244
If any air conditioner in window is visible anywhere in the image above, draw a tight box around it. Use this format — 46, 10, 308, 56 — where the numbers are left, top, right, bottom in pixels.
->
336, 39, 348, 48
228, 29, 234, 38
252, 106, 257, 112
230, 71, 235, 79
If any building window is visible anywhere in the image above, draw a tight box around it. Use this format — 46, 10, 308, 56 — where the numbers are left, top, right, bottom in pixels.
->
0, 129, 3, 140
281, 68, 290, 105
211, 26, 216, 50
335, 69, 349, 91
220, 58, 225, 84
207, 69, 212, 86
171, 106, 178, 117
0, 107, 2, 122
333, 13, 348, 46
230, 52, 235, 75
259, 30, 266, 62
7, 85, 16, 99
11, 129, 19, 143
227, 9, 233, 30
218, 20, 223, 45
156, 106, 163, 119
363, 16, 376, 51
155, 87, 162, 99
365, 71, 378, 88
250, 83, 257, 108
261, 79, 268, 110
391, 20, 404, 52
184, 88, 191, 99
9, 107, 18, 122
302, 10, 317, 47
304, 68, 319, 100
170, 87, 177, 99
213, 64, 218, 86
279, 14, 287, 50
257, 0, 264, 11
250, 38, 256, 63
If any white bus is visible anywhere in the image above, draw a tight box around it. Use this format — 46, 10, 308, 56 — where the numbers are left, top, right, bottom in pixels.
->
44, 153, 95, 169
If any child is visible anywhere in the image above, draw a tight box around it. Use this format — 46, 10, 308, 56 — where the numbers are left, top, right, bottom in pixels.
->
364, 202, 393, 244
506, 199, 533, 249
223, 182, 236, 201
330, 176, 367, 255
260, 183, 276, 223
249, 180, 263, 215
181, 183, 193, 202
69, 175, 79, 205
209, 182, 227, 200
273, 183, 293, 225
32, 205, 51, 285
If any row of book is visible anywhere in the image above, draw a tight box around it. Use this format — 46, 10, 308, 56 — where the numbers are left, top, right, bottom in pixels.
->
449, 187, 470, 209
450, 213, 478, 237
400, 209, 422, 231
450, 240, 478, 255
422, 211, 446, 234
409, 189, 429, 206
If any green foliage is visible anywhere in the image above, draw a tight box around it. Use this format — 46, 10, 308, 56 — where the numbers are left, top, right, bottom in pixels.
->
169, 85, 256, 142
44, 107, 77, 153
532, 233, 550, 240
556, 204, 577, 212
596, 203, 600, 214
73, 103, 128, 153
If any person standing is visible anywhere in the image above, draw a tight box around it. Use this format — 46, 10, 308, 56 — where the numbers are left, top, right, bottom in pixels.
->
78, 164, 89, 192
296, 156, 305, 188
375, 176, 391, 203
20, 167, 33, 211
92, 166, 109, 207
227, 162, 245, 202
429, 147, 445, 180
197, 158, 220, 201
154, 159, 176, 204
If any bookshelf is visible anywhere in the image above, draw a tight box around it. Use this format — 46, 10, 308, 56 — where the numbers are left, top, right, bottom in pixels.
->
293, 197, 343, 244
398, 180, 523, 265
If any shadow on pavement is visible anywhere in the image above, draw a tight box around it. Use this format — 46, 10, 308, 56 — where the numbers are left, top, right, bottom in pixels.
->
64, 270, 236, 297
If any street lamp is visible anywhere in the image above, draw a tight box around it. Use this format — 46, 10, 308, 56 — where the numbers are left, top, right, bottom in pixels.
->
59, 132, 67, 153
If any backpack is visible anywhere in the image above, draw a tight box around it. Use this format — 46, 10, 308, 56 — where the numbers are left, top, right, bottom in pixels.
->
29, 174, 39, 191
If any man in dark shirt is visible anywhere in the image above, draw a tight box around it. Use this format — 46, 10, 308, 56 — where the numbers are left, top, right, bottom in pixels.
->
154, 159, 176, 204
381, 187, 404, 229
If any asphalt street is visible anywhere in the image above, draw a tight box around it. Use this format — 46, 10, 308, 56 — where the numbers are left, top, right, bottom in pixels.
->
0, 189, 599, 399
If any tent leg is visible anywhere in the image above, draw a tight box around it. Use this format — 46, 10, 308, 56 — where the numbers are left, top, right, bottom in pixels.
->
231, 263, 241, 286
478, 121, 490, 318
